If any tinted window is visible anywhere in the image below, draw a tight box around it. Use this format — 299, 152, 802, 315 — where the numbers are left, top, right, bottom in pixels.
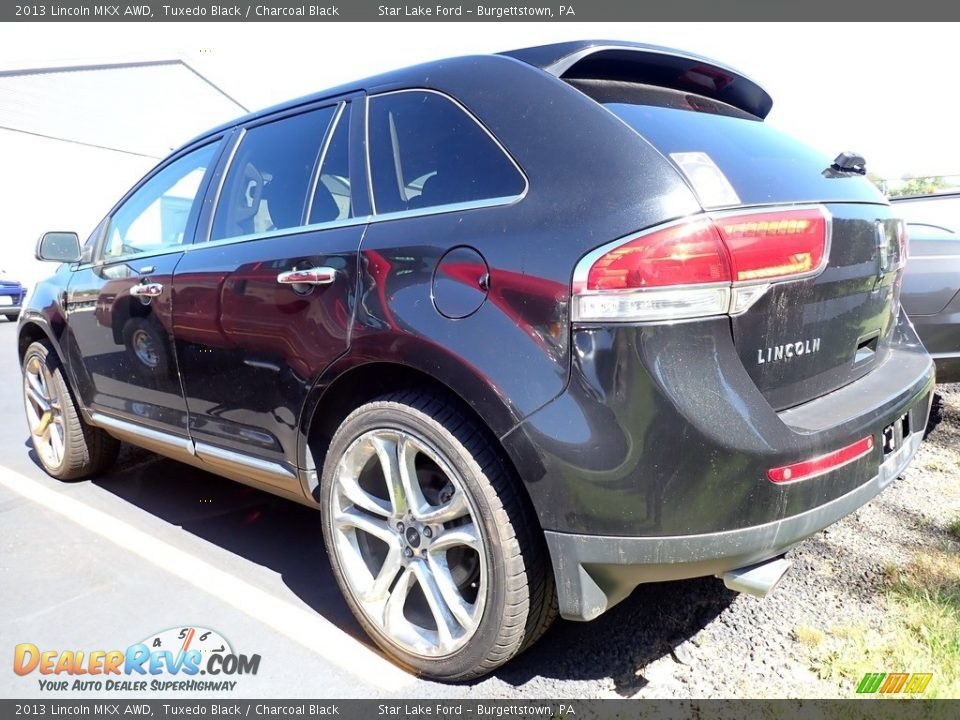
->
103, 142, 218, 259
308, 104, 353, 224
212, 106, 336, 241
367, 91, 525, 215
570, 80, 884, 208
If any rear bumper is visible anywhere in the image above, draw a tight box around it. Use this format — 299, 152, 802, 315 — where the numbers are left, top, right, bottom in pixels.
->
546, 426, 923, 620
506, 312, 934, 535
0, 288, 24, 316
502, 311, 934, 620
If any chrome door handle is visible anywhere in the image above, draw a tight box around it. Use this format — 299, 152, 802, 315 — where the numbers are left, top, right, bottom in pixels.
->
130, 282, 163, 298
277, 267, 336, 285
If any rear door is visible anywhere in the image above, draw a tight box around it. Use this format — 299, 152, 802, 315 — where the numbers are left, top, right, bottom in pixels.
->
62, 140, 222, 433
172, 99, 365, 488
577, 81, 904, 410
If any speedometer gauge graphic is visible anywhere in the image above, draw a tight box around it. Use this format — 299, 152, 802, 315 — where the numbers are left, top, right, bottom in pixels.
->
140, 626, 233, 660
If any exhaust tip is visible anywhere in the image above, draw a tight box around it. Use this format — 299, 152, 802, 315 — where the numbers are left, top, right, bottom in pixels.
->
721, 557, 793, 598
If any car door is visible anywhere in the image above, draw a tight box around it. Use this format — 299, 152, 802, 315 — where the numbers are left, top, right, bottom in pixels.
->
171, 99, 365, 492
62, 140, 223, 435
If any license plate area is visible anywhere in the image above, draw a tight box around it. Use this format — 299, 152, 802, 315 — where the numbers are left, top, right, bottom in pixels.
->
0, 296, 12, 306
882, 413, 910, 457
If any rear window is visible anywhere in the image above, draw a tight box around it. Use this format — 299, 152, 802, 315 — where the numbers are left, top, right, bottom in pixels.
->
570, 79, 883, 209
367, 90, 526, 215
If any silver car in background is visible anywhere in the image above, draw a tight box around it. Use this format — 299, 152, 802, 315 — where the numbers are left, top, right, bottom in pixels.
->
893, 191, 960, 382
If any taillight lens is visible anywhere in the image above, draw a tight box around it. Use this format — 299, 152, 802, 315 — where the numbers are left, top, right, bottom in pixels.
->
574, 206, 829, 322
586, 219, 730, 290
716, 208, 827, 283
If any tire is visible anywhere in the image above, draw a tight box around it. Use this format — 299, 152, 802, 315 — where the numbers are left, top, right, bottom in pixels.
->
22, 340, 120, 480
319, 390, 556, 680
121, 316, 170, 378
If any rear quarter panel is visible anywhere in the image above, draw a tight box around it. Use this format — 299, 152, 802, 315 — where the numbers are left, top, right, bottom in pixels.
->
346, 55, 703, 439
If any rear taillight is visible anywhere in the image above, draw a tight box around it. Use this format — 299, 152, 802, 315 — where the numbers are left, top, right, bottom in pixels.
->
586, 219, 730, 290
573, 206, 829, 322
715, 208, 827, 283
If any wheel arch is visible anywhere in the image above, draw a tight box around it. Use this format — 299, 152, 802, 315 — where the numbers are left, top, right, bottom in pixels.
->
301, 359, 506, 473
298, 356, 547, 530
18, 319, 60, 363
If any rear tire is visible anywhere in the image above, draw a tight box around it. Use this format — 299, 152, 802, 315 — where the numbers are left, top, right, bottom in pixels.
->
319, 390, 556, 680
22, 340, 120, 480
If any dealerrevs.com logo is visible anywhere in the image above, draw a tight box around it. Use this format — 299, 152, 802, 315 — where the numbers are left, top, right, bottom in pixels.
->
13, 626, 261, 692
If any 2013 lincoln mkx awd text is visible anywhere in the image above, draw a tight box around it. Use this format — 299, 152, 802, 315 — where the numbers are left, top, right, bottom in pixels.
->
19, 40, 934, 680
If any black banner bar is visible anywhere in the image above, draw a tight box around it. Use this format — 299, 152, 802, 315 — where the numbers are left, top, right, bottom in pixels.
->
2, 700, 959, 720
3, 0, 960, 21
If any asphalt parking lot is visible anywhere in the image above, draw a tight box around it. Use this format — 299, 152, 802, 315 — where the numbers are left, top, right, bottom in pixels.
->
2, 318, 958, 699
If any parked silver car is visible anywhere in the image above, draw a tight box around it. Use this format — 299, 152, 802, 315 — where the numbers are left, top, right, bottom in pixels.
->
893, 191, 960, 382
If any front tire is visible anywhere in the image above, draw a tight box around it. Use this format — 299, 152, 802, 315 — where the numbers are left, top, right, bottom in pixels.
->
22, 340, 120, 480
319, 391, 556, 680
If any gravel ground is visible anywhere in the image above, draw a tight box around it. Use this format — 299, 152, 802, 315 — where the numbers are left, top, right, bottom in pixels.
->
469, 384, 960, 699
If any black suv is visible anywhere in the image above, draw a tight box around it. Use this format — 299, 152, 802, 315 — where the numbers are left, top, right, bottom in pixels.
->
20, 41, 934, 680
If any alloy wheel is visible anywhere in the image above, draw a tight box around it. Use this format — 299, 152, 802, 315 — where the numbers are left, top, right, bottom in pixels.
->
329, 429, 487, 657
23, 354, 65, 469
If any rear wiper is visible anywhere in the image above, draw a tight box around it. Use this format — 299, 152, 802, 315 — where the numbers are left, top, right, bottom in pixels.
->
822, 151, 867, 178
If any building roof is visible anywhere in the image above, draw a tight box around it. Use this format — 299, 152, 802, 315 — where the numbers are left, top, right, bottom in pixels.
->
0, 59, 248, 159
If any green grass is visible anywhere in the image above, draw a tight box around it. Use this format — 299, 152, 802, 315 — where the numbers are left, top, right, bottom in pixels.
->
812, 549, 960, 698
948, 515, 960, 542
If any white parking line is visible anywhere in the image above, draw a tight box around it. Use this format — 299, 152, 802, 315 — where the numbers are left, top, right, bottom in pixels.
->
0, 468, 414, 691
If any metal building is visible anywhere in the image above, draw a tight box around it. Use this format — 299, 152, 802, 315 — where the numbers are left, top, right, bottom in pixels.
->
0, 59, 247, 289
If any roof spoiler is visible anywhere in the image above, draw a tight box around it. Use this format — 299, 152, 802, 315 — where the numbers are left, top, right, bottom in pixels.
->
501, 41, 773, 119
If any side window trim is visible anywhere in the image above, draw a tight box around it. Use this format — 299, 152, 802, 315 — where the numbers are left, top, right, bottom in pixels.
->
347, 91, 373, 218
304, 101, 347, 224
201, 127, 246, 244
93, 137, 226, 265
363, 88, 529, 218
204, 100, 346, 245
191, 215, 371, 253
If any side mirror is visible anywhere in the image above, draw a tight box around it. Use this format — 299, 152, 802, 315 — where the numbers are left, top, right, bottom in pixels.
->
36, 232, 81, 263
